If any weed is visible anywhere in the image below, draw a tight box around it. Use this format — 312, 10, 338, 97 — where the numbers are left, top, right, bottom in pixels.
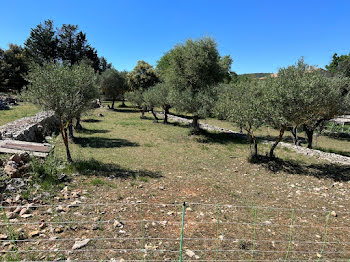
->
238, 239, 252, 250
90, 178, 106, 186
30, 155, 65, 192
138, 176, 149, 182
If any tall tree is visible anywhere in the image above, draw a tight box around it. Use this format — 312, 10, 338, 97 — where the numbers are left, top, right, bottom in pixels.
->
0, 44, 28, 92
57, 24, 100, 70
165, 37, 231, 133
326, 53, 350, 74
25, 62, 98, 162
99, 56, 112, 73
24, 20, 104, 72
127, 60, 159, 91
24, 20, 58, 65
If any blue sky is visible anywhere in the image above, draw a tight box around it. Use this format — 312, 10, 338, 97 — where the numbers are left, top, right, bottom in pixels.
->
0, 0, 349, 74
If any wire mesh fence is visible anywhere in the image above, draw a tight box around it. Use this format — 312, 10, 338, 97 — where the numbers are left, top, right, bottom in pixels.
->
1, 201, 350, 261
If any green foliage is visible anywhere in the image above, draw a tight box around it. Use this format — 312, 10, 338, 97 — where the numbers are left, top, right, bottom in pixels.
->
264, 58, 348, 153
156, 51, 172, 78
127, 60, 159, 91
0, 44, 28, 92
125, 89, 145, 109
30, 155, 64, 191
215, 81, 266, 132
25, 62, 98, 162
143, 82, 171, 110
266, 59, 344, 129
214, 80, 267, 155
219, 55, 233, 83
100, 68, 129, 108
24, 20, 58, 65
90, 178, 107, 186
326, 53, 350, 75
25, 62, 98, 122
162, 37, 230, 127
57, 24, 100, 71
24, 20, 108, 73
98, 56, 112, 73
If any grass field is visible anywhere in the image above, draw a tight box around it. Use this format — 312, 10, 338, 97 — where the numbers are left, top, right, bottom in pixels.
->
2, 103, 350, 261
0, 102, 40, 126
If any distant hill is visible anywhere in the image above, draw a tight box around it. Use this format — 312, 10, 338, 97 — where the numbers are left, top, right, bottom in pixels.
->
239, 73, 272, 78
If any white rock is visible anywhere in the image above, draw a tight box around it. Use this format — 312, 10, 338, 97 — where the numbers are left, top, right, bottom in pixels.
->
0, 234, 8, 240
185, 249, 196, 258
113, 220, 124, 228
72, 239, 90, 250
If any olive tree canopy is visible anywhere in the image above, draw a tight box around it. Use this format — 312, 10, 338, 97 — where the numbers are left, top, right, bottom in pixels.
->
26, 62, 98, 162
164, 37, 231, 133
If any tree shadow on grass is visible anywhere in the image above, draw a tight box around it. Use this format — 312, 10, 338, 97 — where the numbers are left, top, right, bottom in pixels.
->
73, 136, 139, 148
82, 119, 102, 123
71, 158, 162, 179
258, 134, 307, 144
313, 147, 350, 158
168, 112, 193, 120
323, 132, 350, 141
76, 128, 109, 135
112, 108, 141, 113
252, 156, 350, 182
196, 129, 248, 145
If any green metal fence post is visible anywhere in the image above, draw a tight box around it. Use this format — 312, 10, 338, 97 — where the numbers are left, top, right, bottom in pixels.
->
284, 209, 295, 262
179, 202, 186, 262
317, 211, 331, 262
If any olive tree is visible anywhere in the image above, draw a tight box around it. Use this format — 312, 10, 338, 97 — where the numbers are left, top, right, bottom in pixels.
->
127, 60, 159, 117
143, 82, 172, 124
26, 62, 98, 162
265, 59, 347, 157
214, 81, 267, 157
142, 87, 160, 121
164, 37, 231, 133
100, 68, 129, 109
302, 75, 349, 148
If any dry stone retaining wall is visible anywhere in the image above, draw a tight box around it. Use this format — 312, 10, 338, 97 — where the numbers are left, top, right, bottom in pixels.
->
0, 111, 58, 142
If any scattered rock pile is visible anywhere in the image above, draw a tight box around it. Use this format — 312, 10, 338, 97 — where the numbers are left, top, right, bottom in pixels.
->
3, 152, 31, 178
0, 111, 58, 142
0, 100, 10, 110
0, 95, 18, 110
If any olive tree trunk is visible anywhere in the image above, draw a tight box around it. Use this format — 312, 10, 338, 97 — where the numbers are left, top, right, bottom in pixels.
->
59, 117, 72, 163
163, 106, 170, 124
75, 116, 83, 130
151, 108, 159, 122
248, 131, 258, 157
120, 96, 126, 107
68, 124, 74, 139
269, 124, 286, 158
303, 125, 314, 149
191, 115, 200, 134
291, 126, 299, 145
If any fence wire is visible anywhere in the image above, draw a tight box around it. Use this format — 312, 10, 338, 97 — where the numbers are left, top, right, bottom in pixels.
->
1, 201, 349, 261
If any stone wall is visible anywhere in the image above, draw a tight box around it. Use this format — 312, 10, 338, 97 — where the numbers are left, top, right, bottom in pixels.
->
0, 111, 59, 142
